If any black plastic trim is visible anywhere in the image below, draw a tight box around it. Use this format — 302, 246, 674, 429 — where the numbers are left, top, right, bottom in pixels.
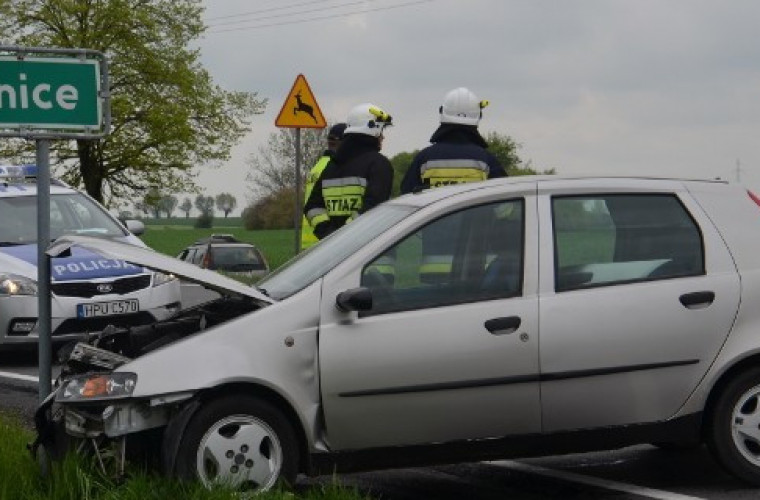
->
339, 359, 699, 398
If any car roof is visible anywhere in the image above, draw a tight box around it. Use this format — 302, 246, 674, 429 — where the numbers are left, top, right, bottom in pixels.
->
191, 234, 254, 246
388, 174, 729, 208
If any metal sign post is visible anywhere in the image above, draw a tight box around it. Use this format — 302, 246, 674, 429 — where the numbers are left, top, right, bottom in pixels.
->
274, 74, 326, 256
0, 46, 110, 403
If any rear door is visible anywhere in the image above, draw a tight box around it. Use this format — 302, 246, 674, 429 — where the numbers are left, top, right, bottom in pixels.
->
537, 181, 740, 432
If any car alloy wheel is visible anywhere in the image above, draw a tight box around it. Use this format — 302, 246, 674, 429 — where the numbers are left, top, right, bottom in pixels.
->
196, 414, 283, 491
730, 384, 760, 466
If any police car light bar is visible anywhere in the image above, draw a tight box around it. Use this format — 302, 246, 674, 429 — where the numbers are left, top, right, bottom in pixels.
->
0, 164, 38, 183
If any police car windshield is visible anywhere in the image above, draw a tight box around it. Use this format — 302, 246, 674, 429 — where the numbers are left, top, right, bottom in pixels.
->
258, 204, 415, 300
0, 193, 126, 245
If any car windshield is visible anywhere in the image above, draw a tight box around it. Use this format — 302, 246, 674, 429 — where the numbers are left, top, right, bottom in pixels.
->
0, 193, 127, 245
258, 204, 416, 299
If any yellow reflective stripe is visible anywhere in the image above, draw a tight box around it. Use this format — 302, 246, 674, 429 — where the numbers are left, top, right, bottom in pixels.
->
420, 159, 490, 174
306, 208, 329, 226
422, 168, 487, 188
304, 156, 331, 205
301, 215, 319, 250
419, 263, 451, 274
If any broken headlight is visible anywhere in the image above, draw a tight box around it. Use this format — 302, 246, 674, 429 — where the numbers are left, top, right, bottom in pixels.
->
59, 372, 137, 401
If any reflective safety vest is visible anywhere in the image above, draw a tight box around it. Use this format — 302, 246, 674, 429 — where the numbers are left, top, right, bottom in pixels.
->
301, 156, 331, 251
420, 159, 489, 188
306, 176, 367, 229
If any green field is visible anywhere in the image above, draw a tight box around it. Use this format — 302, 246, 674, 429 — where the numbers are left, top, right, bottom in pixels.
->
139, 225, 298, 271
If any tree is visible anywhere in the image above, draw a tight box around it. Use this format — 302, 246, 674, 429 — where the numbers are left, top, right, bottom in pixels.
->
159, 194, 178, 218
0, 0, 266, 206
215, 193, 237, 218
194, 194, 214, 228
179, 197, 193, 218
194, 194, 215, 216
483, 131, 556, 176
143, 188, 162, 219
242, 188, 296, 230
389, 150, 418, 197
246, 127, 328, 201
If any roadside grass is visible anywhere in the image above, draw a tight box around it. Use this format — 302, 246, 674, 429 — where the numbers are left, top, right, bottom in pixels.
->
0, 413, 371, 500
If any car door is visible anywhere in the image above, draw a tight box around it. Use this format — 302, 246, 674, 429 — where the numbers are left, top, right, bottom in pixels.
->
537, 182, 741, 432
319, 197, 541, 450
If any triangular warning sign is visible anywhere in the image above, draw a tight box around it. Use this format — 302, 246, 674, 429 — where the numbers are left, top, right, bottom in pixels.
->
275, 74, 327, 129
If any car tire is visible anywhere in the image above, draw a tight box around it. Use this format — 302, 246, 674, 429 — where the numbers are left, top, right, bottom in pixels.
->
707, 367, 760, 485
173, 395, 298, 492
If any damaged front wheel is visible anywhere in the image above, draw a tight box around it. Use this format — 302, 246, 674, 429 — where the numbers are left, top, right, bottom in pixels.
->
173, 395, 298, 492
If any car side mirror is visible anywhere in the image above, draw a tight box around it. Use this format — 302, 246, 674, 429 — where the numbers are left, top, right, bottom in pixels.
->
124, 219, 145, 236
336, 287, 373, 312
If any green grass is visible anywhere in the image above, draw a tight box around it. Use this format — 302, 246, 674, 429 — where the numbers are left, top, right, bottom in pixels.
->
0, 413, 372, 500
139, 226, 298, 271
140, 217, 243, 227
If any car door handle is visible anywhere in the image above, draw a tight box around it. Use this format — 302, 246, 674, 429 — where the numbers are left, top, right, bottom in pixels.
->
485, 316, 521, 335
679, 291, 715, 309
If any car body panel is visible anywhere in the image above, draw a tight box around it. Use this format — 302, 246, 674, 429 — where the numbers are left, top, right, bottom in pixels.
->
535, 179, 741, 431
318, 187, 541, 449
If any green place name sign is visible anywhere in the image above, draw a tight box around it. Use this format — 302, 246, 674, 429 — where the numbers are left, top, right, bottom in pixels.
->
0, 57, 101, 131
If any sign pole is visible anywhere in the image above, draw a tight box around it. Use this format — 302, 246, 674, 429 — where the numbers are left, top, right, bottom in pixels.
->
36, 139, 52, 401
294, 128, 302, 255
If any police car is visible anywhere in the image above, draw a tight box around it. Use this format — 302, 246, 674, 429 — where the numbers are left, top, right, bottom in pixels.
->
0, 164, 181, 349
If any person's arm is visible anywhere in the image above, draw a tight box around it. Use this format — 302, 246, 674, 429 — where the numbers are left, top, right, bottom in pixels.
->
361, 155, 394, 213
487, 152, 507, 178
304, 163, 339, 239
400, 153, 423, 194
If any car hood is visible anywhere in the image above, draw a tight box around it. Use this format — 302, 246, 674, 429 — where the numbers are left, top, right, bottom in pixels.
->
0, 242, 146, 281
47, 235, 274, 304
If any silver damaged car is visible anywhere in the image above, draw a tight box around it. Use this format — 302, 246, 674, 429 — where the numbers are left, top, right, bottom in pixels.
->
31, 176, 760, 492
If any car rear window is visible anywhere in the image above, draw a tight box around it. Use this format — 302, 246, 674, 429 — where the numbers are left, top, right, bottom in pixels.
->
211, 246, 265, 271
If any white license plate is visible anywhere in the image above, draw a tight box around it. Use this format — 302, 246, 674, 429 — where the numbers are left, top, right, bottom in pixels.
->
77, 299, 139, 318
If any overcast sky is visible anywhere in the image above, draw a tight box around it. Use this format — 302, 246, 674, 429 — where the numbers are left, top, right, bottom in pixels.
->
193, 0, 760, 215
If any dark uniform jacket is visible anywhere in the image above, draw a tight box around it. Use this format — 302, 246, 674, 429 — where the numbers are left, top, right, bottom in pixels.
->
305, 134, 393, 239
400, 124, 505, 194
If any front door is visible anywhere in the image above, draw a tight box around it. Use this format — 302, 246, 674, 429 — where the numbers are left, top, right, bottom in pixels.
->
319, 197, 542, 450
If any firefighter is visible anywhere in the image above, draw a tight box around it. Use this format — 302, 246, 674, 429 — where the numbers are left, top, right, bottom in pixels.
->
400, 87, 506, 284
300, 122, 346, 251
304, 103, 393, 240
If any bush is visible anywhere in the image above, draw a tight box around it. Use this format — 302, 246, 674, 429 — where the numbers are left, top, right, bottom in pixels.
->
194, 212, 214, 228
243, 189, 296, 230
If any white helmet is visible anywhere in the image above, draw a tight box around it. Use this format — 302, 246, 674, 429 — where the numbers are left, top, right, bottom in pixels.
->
440, 87, 489, 126
344, 103, 393, 137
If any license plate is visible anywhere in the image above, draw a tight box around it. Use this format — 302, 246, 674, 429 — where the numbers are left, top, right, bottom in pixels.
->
77, 299, 139, 318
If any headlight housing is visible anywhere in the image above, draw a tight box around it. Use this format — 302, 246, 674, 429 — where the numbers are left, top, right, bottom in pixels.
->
0, 273, 38, 296
152, 271, 177, 287
59, 372, 137, 401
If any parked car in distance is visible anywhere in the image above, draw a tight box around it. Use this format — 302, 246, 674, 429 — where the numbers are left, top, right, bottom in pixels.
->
0, 164, 181, 349
34, 176, 760, 494
177, 234, 269, 280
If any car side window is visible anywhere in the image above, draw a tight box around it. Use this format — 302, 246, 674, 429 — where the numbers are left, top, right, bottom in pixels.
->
361, 199, 524, 316
553, 194, 704, 292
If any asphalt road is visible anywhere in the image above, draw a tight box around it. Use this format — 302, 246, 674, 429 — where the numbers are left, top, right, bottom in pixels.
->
1, 284, 759, 499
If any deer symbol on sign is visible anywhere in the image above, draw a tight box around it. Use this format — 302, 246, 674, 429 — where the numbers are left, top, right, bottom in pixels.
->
293, 91, 318, 124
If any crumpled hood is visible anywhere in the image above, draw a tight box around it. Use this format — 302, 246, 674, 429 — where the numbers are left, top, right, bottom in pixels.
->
0, 242, 145, 281
47, 235, 274, 303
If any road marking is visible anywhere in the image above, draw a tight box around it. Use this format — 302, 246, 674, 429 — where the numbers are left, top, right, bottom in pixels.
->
0, 370, 38, 383
489, 460, 706, 500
